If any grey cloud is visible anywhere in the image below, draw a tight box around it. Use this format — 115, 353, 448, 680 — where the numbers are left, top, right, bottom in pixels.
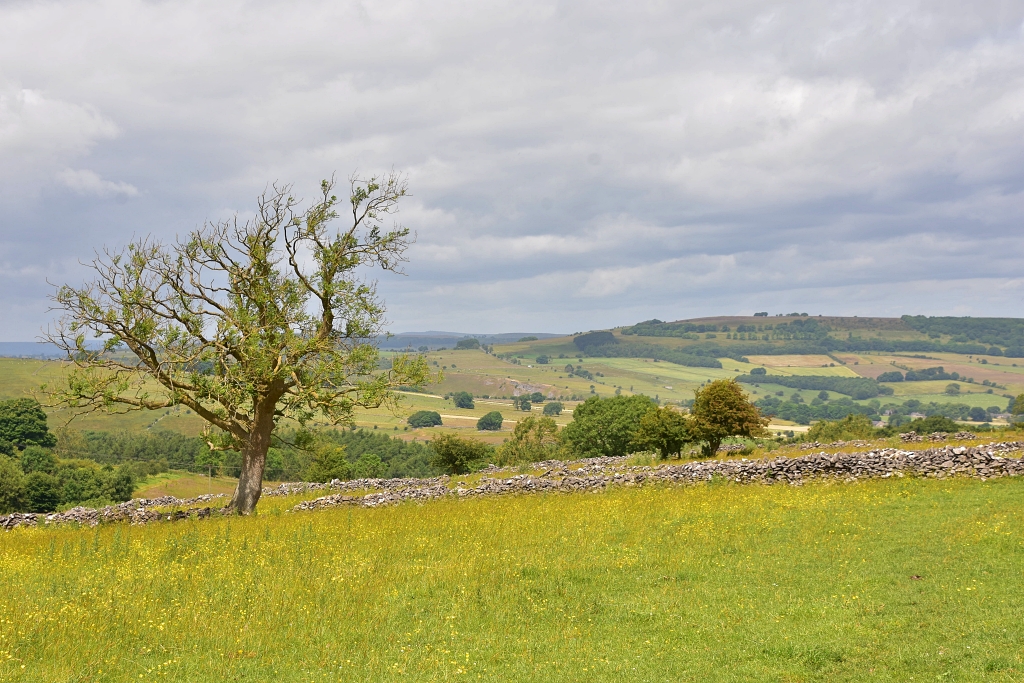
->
0, 0, 1023, 338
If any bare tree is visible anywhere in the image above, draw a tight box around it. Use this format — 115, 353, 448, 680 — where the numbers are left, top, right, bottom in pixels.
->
45, 173, 432, 514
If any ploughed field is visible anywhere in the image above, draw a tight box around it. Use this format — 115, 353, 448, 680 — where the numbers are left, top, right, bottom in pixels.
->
2, 474, 1023, 681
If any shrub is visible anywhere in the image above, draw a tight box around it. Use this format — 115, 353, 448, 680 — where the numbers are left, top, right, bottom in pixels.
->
20, 446, 57, 474
806, 414, 876, 442
304, 443, 352, 482
536, 355, 549, 364
542, 402, 563, 416
750, 367, 767, 376
452, 391, 475, 409
904, 415, 963, 434
429, 433, 491, 474
0, 457, 27, 513
560, 394, 657, 458
407, 411, 443, 428
495, 417, 559, 466
634, 407, 691, 459
24, 471, 61, 513
945, 383, 961, 395
477, 411, 504, 431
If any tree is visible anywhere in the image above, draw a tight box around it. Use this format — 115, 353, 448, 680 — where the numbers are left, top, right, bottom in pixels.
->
634, 406, 691, 459
44, 175, 431, 514
407, 411, 443, 428
690, 380, 767, 457
560, 394, 656, 458
495, 416, 559, 466
969, 406, 989, 422
24, 471, 61, 513
535, 355, 549, 364
0, 457, 27, 513
806, 414, 875, 442
529, 392, 545, 403
0, 399, 56, 449
455, 338, 480, 350
20, 446, 57, 474
452, 391, 475, 409
945, 383, 961, 395
429, 433, 491, 474
106, 465, 137, 502
305, 442, 352, 482
477, 411, 503, 431
542, 401, 563, 416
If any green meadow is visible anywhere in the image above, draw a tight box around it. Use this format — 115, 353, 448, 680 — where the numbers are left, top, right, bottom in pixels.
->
2, 476, 1023, 681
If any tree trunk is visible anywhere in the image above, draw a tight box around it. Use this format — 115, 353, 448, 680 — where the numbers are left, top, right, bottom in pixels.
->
701, 436, 721, 459
226, 405, 275, 515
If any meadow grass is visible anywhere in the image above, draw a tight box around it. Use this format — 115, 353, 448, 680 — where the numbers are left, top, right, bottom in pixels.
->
2, 476, 1023, 682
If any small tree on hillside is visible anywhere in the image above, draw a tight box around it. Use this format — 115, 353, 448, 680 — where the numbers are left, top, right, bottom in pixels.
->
45, 174, 431, 514
634, 406, 691, 459
452, 391, 474, 409
476, 411, 503, 431
495, 416, 558, 466
429, 433, 491, 474
690, 379, 767, 457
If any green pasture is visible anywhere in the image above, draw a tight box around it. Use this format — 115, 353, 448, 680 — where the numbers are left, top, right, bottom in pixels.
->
2, 476, 1024, 681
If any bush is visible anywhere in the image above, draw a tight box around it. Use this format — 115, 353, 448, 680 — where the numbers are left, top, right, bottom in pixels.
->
634, 407, 691, 459
429, 433, 491, 474
452, 391, 475, 409
106, 465, 136, 502
407, 411, 443, 428
0, 457, 27, 513
945, 383, 961, 395
560, 394, 657, 458
535, 355, 549, 364
750, 367, 767, 375
542, 402, 563, 416
495, 417, 559, 466
24, 471, 61, 513
304, 443, 353, 482
806, 414, 876, 442
903, 415, 963, 434
20, 446, 57, 474
477, 411, 504, 431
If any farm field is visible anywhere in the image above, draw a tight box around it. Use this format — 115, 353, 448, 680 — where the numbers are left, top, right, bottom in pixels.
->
2, 476, 1023, 681
3, 315, 1024, 440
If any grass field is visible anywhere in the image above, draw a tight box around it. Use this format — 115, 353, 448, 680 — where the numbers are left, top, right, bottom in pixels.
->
134, 472, 241, 499
2, 476, 1023, 681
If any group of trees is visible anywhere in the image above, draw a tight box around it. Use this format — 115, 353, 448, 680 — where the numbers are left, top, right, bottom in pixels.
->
737, 374, 892, 400
425, 379, 768, 475
0, 399, 136, 514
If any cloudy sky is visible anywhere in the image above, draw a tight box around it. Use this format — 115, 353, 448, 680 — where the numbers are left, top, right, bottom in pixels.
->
2, 0, 1023, 339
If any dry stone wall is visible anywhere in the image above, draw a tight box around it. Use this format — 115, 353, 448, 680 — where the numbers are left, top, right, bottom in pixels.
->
4, 442, 1023, 529
294, 442, 1024, 512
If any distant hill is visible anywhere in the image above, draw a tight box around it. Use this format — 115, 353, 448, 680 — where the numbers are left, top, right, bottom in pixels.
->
0, 342, 68, 359
379, 331, 563, 350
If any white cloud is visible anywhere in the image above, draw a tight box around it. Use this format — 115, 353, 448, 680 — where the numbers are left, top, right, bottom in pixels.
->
56, 168, 138, 198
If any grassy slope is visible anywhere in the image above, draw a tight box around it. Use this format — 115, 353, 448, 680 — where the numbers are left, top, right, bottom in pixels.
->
3, 317, 1022, 438
2, 477, 1023, 681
